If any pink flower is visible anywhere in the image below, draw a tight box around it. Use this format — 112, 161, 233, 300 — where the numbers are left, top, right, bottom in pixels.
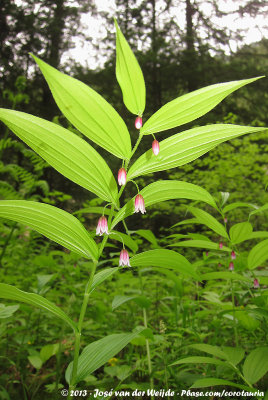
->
96, 216, 108, 236
253, 278, 259, 288
229, 261, 234, 271
152, 139, 160, 155
224, 217, 228, 223
134, 194, 146, 214
218, 263, 221, 268
219, 242, 223, 249
135, 116, 142, 129
118, 168, 127, 186
231, 250, 236, 260
119, 249, 131, 267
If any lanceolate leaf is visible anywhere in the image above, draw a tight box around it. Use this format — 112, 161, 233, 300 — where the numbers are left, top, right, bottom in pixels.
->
130, 249, 200, 280
65, 328, 145, 384
90, 268, 120, 294
201, 272, 251, 283
243, 347, 268, 384
169, 240, 231, 252
0, 200, 98, 261
31, 55, 131, 159
188, 207, 228, 239
141, 77, 263, 135
248, 239, 268, 269
170, 356, 227, 367
115, 20, 146, 115
191, 378, 254, 391
128, 125, 266, 179
0, 109, 118, 204
0, 284, 77, 333
111, 180, 217, 228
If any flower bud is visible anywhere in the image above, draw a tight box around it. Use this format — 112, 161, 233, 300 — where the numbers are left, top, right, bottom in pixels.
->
135, 116, 142, 129
224, 217, 228, 223
152, 139, 160, 155
119, 249, 131, 267
229, 261, 234, 271
134, 194, 146, 214
96, 216, 108, 236
118, 168, 127, 186
219, 242, 223, 249
231, 250, 236, 260
253, 278, 259, 288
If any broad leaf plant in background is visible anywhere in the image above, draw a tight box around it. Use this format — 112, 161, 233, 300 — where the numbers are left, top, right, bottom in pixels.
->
0, 20, 267, 397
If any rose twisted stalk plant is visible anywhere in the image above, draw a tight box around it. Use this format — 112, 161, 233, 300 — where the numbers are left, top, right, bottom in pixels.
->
0, 19, 266, 396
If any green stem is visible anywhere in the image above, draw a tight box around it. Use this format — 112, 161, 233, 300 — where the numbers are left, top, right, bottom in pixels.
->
230, 280, 238, 346
68, 260, 97, 396
67, 129, 144, 396
138, 268, 154, 399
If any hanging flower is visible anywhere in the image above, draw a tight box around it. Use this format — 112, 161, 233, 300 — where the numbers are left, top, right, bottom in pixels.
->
135, 116, 142, 129
118, 168, 127, 186
119, 249, 131, 267
96, 216, 108, 236
219, 242, 223, 249
231, 250, 236, 260
229, 261, 234, 271
224, 217, 228, 223
134, 194, 146, 214
152, 139, 160, 155
253, 278, 260, 288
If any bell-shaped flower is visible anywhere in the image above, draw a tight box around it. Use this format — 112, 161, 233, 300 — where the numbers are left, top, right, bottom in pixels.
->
152, 139, 160, 155
229, 261, 234, 271
134, 194, 146, 214
96, 216, 109, 236
119, 249, 131, 267
118, 168, 127, 186
219, 242, 223, 249
231, 250, 236, 260
253, 278, 260, 288
135, 116, 142, 129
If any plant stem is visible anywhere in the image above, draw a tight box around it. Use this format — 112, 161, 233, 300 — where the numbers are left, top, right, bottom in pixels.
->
230, 280, 238, 346
138, 268, 154, 399
68, 260, 97, 396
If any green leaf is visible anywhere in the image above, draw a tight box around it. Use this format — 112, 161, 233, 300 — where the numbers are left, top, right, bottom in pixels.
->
112, 295, 150, 311
0, 304, 20, 319
0, 109, 118, 204
249, 232, 268, 240
223, 202, 257, 213
249, 203, 268, 218
188, 207, 228, 239
110, 231, 139, 253
169, 240, 231, 252
229, 222, 253, 244
114, 19, 145, 115
191, 378, 253, 391
236, 311, 260, 331
222, 347, 245, 366
140, 77, 263, 135
0, 200, 98, 261
0, 283, 77, 332
40, 343, 59, 363
111, 180, 217, 229
134, 229, 159, 248
31, 54, 131, 159
202, 272, 251, 283
65, 328, 145, 384
170, 356, 227, 367
28, 355, 43, 370
188, 344, 228, 360
243, 347, 268, 384
128, 125, 265, 179
248, 239, 268, 269
89, 267, 120, 295
130, 249, 200, 280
